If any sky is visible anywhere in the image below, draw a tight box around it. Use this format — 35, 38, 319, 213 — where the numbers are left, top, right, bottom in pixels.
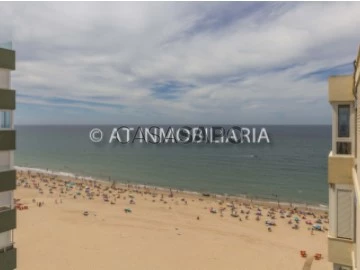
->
0, 2, 359, 125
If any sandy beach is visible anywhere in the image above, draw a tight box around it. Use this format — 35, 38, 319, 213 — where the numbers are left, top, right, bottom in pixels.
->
14, 170, 331, 270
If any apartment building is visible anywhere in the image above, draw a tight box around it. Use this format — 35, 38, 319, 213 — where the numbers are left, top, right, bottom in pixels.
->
0, 42, 17, 270
328, 46, 360, 270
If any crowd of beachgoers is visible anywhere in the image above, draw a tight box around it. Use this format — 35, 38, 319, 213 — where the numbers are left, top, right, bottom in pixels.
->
15, 169, 329, 234
13, 169, 331, 269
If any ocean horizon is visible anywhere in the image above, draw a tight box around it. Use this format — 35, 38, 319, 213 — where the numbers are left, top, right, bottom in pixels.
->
15, 125, 331, 206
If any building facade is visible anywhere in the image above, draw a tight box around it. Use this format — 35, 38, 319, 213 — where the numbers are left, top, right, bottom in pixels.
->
328, 46, 360, 270
0, 43, 17, 270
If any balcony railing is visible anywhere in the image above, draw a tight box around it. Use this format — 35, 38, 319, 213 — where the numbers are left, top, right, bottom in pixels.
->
0, 166, 11, 172
0, 90, 16, 111
328, 151, 354, 184
328, 75, 354, 102
0, 207, 16, 234
0, 130, 15, 151
0, 42, 12, 50
0, 245, 16, 270
0, 243, 14, 253
0, 47, 15, 70
328, 234, 354, 267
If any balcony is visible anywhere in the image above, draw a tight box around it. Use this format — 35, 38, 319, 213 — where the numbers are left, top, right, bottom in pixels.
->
0, 208, 16, 234
328, 75, 354, 102
0, 48, 15, 70
0, 245, 16, 270
328, 151, 354, 184
0, 130, 15, 151
0, 169, 16, 193
328, 235, 354, 267
0, 89, 15, 110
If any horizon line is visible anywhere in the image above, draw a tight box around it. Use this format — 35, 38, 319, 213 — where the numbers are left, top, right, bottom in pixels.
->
14, 124, 332, 126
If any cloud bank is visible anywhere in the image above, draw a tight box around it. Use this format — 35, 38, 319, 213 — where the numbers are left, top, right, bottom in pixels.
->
0, 2, 359, 124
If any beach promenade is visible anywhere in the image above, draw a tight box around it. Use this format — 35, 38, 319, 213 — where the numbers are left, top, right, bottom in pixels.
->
14, 170, 331, 270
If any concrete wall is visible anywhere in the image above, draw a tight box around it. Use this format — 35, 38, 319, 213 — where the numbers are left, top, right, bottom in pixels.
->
0, 68, 10, 89
329, 75, 355, 102
0, 231, 11, 250
0, 191, 11, 208
329, 186, 337, 237
328, 153, 354, 184
355, 46, 360, 98
328, 236, 354, 266
356, 196, 360, 268
0, 151, 10, 169
355, 46, 360, 270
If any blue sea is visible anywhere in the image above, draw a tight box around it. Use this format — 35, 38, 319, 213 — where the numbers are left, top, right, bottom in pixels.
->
15, 125, 330, 206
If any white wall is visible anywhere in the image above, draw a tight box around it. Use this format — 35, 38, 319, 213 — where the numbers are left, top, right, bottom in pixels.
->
0, 151, 10, 169
356, 202, 359, 268
0, 68, 10, 89
329, 186, 337, 237
0, 191, 12, 208
0, 231, 11, 250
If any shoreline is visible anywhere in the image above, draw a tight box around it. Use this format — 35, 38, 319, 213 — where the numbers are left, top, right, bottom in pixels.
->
15, 165, 329, 212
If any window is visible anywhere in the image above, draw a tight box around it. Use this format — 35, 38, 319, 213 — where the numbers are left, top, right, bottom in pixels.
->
0, 111, 11, 128
336, 189, 353, 239
338, 105, 350, 137
336, 142, 351, 155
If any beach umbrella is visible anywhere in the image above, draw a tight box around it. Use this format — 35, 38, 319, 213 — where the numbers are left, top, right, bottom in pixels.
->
294, 216, 299, 221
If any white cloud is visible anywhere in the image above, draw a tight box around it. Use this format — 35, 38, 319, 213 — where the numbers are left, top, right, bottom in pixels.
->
0, 2, 359, 124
